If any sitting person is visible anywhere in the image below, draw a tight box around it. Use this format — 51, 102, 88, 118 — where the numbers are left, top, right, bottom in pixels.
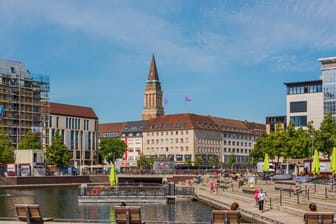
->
230, 202, 241, 220
230, 202, 239, 210
304, 202, 318, 222
309, 202, 317, 212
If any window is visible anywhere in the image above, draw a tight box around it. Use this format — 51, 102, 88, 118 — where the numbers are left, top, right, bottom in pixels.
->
290, 116, 307, 127
290, 101, 307, 113
56, 116, 59, 128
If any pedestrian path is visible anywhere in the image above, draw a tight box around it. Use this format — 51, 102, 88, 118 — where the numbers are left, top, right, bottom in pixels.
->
196, 186, 305, 224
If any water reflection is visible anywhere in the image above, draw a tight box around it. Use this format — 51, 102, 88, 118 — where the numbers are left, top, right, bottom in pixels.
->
0, 187, 213, 223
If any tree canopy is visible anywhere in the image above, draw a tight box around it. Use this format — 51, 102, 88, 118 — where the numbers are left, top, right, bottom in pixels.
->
18, 130, 42, 149
45, 130, 71, 168
99, 138, 127, 164
0, 128, 12, 164
250, 114, 336, 161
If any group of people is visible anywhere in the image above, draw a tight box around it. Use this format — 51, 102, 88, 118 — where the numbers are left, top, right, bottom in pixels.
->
254, 188, 267, 211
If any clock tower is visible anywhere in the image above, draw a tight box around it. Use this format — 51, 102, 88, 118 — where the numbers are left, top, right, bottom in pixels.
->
142, 54, 164, 120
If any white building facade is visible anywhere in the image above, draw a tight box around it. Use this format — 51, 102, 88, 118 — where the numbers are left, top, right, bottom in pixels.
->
285, 80, 324, 129
45, 102, 99, 167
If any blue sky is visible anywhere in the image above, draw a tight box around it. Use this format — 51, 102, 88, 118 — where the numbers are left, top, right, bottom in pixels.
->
1, 0, 336, 124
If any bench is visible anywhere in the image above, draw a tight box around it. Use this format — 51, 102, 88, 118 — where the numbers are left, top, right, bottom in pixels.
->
304, 212, 335, 224
114, 206, 145, 224
15, 204, 53, 224
211, 210, 241, 224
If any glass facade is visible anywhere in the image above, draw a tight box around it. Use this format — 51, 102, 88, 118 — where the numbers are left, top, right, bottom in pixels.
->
290, 116, 307, 126
287, 83, 322, 95
323, 69, 336, 120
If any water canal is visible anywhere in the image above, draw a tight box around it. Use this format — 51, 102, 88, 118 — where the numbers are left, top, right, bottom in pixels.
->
0, 187, 215, 223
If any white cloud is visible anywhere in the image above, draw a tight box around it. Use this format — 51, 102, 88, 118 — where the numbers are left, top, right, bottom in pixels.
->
0, 0, 335, 74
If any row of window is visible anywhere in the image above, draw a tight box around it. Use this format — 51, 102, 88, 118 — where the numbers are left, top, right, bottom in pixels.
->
144, 138, 253, 146
223, 155, 250, 163
44, 128, 97, 151
146, 138, 190, 144
324, 101, 336, 115
223, 148, 251, 154
223, 133, 253, 140
151, 122, 188, 130
224, 140, 252, 147
290, 116, 307, 127
146, 130, 189, 136
287, 84, 322, 95
49, 116, 92, 131
146, 146, 190, 152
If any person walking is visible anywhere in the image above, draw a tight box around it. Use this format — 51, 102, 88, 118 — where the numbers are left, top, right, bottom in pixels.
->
254, 189, 260, 207
257, 189, 267, 211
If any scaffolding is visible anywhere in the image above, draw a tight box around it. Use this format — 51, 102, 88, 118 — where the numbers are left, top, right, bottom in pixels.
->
0, 59, 49, 151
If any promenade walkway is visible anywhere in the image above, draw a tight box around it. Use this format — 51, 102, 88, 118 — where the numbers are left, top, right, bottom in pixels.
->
193, 176, 336, 224
196, 186, 302, 224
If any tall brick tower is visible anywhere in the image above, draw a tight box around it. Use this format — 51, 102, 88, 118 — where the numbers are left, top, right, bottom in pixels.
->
142, 54, 164, 120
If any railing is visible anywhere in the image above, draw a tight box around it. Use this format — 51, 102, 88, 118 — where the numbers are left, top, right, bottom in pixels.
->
79, 184, 195, 198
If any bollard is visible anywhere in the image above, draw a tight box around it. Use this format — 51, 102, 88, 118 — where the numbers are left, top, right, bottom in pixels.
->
325, 186, 328, 198
280, 191, 282, 206
269, 197, 272, 209
307, 188, 309, 201
314, 183, 316, 193
297, 191, 299, 203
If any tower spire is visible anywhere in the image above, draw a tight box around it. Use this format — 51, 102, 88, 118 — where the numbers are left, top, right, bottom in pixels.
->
142, 54, 164, 120
147, 54, 159, 83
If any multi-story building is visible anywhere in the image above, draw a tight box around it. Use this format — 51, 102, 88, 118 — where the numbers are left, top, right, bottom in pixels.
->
45, 102, 99, 167
0, 59, 49, 150
265, 116, 286, 134
319, 57, 336, 120
284, 56, 336, 129
284, 80, 323, 129
143, 113, 262, 164
99, 120, 147, 164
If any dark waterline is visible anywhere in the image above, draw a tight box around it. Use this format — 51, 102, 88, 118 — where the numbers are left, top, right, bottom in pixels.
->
0, 187, 215, 223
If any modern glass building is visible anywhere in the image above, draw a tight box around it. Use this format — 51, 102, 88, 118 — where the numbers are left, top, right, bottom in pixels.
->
319, 57, 336, 120
284, 56, 336, 129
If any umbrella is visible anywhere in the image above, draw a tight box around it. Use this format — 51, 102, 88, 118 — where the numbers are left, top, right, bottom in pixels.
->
311, 149, 320, 175
263, 153, 269, 172
330, 147, 336, 175
109, 164, 117, 186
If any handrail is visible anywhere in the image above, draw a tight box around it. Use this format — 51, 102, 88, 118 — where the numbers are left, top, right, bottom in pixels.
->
197, 193, 285, 224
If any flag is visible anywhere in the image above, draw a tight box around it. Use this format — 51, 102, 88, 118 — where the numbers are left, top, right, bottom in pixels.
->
164, 98, 168, 105
184, 96, 192, 102
109, 164, 117, 186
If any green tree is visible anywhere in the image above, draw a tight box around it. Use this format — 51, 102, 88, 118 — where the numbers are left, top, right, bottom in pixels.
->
99, 138, 127, 164
138, 154, 148, 168
209, 157, 217, 168
0, 129, 12, 164
194, 156, 203, 167
315, 113, 336, 158
45, 130, 71, 168
18, 130, 41, 149
185, 158, 192, 166
250, 132, 269, 161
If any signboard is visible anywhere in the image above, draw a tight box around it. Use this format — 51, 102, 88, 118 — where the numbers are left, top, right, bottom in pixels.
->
7, 164, 16, 176
20, 164, 30, 176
